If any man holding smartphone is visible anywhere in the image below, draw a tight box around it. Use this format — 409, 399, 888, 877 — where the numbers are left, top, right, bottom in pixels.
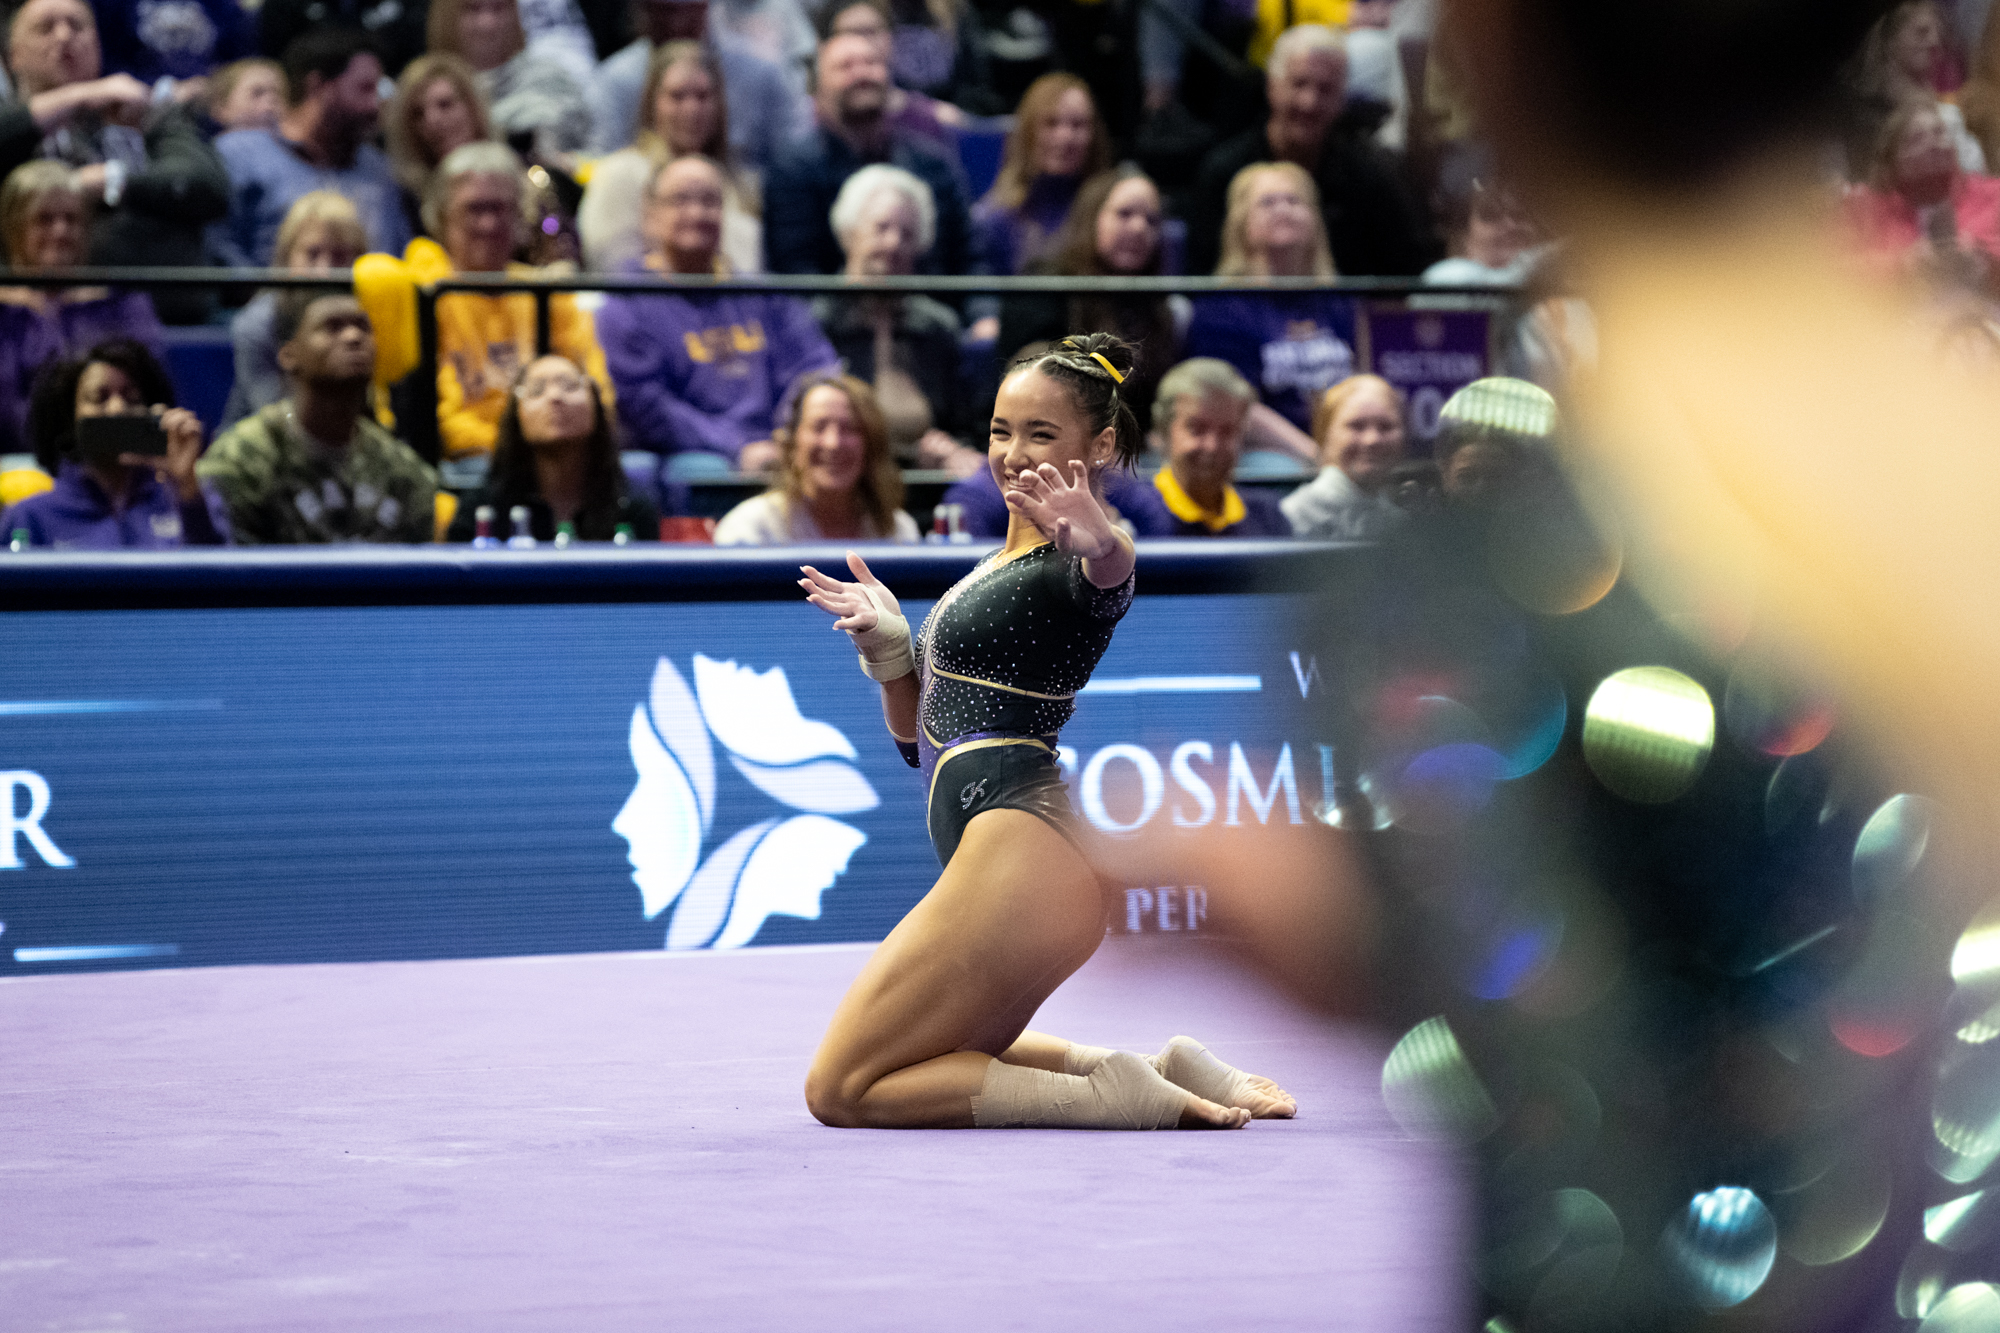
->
198, 289, 438, 544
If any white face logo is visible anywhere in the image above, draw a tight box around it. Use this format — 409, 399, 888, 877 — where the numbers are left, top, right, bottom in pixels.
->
612, 655, 878, 949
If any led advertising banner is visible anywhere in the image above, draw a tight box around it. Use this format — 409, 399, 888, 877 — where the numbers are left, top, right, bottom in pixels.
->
0, 583, 1339, 972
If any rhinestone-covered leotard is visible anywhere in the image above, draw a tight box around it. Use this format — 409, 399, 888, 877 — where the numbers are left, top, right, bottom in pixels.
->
898, 542, 1135, 867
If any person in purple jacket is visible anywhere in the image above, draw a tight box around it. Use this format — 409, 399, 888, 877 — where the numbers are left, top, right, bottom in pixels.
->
0, 338, 228, 548
596, 154, 839, 477
0, 160, 163, 457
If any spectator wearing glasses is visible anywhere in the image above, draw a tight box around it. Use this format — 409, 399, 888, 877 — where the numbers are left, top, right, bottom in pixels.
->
1184, 25, 1436, 278
1149, 356, 1289, 537
0, 160, 163, 457
446, 354, 660, 541
762, 29, 974, 275
419, 140, 610, 463
213, 27, 410, 267
577, 40, 761, 274
199, 289, 438, 544
0, 0, 229, 321
712, 371, 918, 543
0, 337, 225, 548
597, 154, 837, 476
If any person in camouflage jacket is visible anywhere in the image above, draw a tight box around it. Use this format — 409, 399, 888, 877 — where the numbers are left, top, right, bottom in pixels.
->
198, 289, 438, 544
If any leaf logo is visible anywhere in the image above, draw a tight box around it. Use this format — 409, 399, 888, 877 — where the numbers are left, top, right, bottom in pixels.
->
612, 655, 877, 950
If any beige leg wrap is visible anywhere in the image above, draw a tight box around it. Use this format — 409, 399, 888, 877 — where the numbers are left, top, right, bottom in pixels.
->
972, 1050, 1186, 1129
1062, 1042, 1114, 1076
1152, 1035, 1253, 1108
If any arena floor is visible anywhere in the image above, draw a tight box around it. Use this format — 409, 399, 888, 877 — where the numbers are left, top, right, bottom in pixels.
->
3, 937, 1466, 1331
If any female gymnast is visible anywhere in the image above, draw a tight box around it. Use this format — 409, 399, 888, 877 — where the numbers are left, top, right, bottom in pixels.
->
797, 333, 1298, 1130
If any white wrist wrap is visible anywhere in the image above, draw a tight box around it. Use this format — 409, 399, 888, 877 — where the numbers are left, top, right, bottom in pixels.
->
849, 588, 913, 682
970, 1050, 1185, 1130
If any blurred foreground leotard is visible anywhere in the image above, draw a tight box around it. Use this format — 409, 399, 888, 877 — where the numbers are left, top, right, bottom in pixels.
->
898, 541, 1135, 868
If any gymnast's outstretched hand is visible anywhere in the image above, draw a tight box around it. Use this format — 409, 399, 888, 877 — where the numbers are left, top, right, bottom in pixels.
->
799, 552, 914, 681
1006, 460, 1134, 587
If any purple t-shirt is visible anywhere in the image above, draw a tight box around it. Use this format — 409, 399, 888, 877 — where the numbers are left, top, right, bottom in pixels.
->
1184, 292, 1360, 433
1, 461, 229, 549
596, 272, 839, 462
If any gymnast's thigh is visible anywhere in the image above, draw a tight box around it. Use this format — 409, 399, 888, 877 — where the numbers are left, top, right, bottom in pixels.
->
811, 809, 1107, 1085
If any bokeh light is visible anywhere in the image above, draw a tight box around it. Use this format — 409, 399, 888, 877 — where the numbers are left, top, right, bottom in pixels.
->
1901, 1243, 1953, 1319
1853, 794, 1937, 905
1919, 1283, 2000, 1332
1951, 897, 2000, 988
1582, 667, 1715, 804
1360, 694, 1510, 835
1662, 1186, 1778, 1307
1931, 1044, 2000, 1183
1777, 1153, 1889, 1267
1381, 1015, 1500, 1140
1926, 1189, 2000, 1253
1722, 662, 1835, 758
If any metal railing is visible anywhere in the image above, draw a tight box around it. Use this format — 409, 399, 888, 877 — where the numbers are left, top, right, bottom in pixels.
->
0, 265, 1524, 463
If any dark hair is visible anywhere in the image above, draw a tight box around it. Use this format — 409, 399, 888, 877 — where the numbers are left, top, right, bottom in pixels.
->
272, 287, 362, 347
818, 0, 890, 41
26, 338, 177, 474
281, 26, 381, 107
487, 362, 629, 539
1003, 332, 1144, 467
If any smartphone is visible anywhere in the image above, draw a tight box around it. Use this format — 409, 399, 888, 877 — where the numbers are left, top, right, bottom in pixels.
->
75, 414, 167, 463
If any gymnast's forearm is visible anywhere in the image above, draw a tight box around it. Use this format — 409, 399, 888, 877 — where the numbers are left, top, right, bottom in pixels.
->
1081, 528, 1136, 589
879, 671, 919, 741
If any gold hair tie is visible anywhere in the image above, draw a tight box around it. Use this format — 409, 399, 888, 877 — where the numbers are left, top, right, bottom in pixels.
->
1084, 351, 1126, 384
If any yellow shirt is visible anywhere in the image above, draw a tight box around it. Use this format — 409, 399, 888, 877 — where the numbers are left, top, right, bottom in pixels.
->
1247, 0, 1352, 69
1154, 466, 1247, 533
409, 239, 614, 460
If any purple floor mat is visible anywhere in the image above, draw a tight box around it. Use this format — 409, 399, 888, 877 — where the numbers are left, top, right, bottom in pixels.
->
2, 938, 1467, 1331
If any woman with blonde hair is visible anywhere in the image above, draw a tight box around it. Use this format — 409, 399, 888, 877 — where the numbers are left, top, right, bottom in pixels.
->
577, 42, 762, 275
385, 55, 497, 219
0, 162, 163, 457
223, 191, 371, 427
1281, 373, 1410, 539
1846, 98, 2000, 277
1186, 161, 1357, 448
713, 372, 918, 543
973, 73, 1112, 275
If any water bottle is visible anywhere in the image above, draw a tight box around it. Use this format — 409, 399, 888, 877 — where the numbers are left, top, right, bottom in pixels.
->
471, 505, 499, 549
946, 504, 970, 544
613, 523, 633, 546
554, 521, 577, 550
926, 503, 949, 544
8, 527, 28, 552
506, 505, 537, 549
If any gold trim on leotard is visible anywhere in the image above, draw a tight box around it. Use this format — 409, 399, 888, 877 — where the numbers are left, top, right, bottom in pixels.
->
926, 662, 1076, 701
928, 736, 1053, 812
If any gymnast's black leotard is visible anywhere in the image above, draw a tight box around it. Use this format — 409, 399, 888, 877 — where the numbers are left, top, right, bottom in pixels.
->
896, 541, 1135, 867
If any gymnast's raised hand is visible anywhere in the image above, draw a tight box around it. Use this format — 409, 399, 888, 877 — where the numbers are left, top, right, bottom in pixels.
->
799, 552, 914, 683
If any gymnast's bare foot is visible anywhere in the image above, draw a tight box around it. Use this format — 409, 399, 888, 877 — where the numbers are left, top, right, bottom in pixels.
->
1179, 1094, 1252, 1129
1232, 1075, 1298, 1120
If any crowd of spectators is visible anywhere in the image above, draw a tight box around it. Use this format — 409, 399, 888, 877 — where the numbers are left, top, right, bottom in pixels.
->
3, 0, 1992, 550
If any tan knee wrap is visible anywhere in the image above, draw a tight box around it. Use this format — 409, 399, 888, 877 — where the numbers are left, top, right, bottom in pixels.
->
972, 1051, 1185, 1129
1062, 1042, 1114, 1076
1153, 1035, 1252, 1108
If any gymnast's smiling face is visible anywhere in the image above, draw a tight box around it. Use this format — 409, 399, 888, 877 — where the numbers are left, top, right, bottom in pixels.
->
988, 366, 1117, 502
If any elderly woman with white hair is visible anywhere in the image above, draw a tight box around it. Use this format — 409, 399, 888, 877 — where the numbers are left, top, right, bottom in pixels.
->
1184, 24, 1437, 277
411, 140, 611, 464
811, 163, 980, 474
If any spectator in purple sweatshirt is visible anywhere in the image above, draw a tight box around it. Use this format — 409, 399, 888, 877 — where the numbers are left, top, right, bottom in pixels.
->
971, 73, 1110, 277
0, 338, 228, 548
0, 160, 163, 457
596, 153, 839, 476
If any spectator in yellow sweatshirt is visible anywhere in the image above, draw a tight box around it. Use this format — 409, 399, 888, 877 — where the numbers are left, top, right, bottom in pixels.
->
412, 141, 608, 462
